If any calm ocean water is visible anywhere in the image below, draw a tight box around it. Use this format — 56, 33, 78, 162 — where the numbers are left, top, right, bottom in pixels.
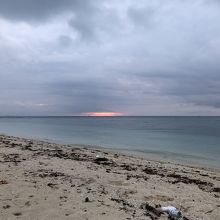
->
0, 116, 220, 167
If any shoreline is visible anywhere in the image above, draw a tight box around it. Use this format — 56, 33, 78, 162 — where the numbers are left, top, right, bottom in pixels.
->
1, 132, 219, 171
0, 134, 220, 219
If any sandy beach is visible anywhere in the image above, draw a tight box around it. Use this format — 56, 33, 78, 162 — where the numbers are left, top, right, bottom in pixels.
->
0, 134, 219, 220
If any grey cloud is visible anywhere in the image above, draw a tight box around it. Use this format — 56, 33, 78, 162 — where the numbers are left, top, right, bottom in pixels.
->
127, 6, 156, 28
69, 13, 96, 41
0, 0, 220, 115
194, 97, 220, 108
0, 0, 117, 42
138, 74, 220, 109
58, 35, 73, 48
68, 4, 122, 41
39, 74, 160, 115
0, 0, 92, 21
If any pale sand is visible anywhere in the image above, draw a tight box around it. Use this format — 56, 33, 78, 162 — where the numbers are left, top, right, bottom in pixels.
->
0, 134, 219, 220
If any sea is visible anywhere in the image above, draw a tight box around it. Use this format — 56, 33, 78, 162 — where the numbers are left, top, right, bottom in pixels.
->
0, 116, 219, 168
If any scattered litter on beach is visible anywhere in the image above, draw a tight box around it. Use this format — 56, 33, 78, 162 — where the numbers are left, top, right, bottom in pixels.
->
143, 203, 190, 220
157, 206, 183, 219
95, 155, 109, 162
94, 155, 116, 166
0, 180, 8, 185
1, 134, 219, 220
141, 203, 160, 219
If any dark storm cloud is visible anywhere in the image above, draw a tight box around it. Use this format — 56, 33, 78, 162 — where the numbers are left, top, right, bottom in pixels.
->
163, 78, 220, 108
0, 0, 100, 41
45, 79, 134, 114
134, 63, 220, 109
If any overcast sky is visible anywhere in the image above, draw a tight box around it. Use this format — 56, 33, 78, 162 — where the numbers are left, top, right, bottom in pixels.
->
0, 0, 220, 116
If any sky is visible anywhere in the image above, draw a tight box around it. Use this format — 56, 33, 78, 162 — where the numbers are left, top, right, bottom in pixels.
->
0, 0, 220, 116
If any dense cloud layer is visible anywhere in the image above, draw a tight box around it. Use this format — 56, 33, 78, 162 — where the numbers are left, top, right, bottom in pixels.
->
0, 0, 220, 115
0, 0, 91, 20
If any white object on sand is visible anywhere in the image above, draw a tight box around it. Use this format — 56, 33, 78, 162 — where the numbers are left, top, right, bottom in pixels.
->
95, 155, 109, 162
159, 206, 183, 218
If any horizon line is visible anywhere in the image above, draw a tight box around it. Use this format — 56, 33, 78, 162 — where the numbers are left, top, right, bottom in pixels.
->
0, 115, 220, 117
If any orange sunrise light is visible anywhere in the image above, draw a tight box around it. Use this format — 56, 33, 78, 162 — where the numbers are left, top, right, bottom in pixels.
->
83, 112, 123, 117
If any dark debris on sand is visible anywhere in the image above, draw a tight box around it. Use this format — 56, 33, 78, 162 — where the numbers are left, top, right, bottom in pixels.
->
0, 135, 219, 220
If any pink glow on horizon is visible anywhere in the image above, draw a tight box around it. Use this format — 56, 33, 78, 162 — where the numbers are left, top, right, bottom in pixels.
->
82, 112, 123, 117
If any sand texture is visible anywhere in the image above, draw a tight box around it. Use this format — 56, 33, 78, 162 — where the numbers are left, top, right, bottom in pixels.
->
0, 134, 219, 220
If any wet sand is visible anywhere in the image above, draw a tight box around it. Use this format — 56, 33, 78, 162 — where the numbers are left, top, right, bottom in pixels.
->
0, 134, 219, 220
